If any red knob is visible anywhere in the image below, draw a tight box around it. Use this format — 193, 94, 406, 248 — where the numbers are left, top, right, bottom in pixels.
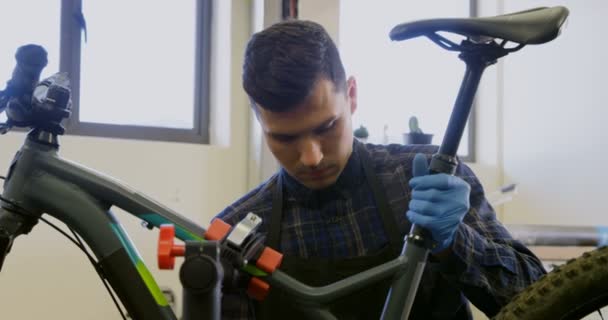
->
204, 218, 232, 241
247, 277, 270, 301
247, 247, 283, 301
256, 247, 283, 273
157, 224, 185, 270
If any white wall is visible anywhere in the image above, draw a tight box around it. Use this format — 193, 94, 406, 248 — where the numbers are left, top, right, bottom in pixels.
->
475, 2, 608, 318
500, 0, 608, 227
0, 1, 253, 319
475, 0, 608, 227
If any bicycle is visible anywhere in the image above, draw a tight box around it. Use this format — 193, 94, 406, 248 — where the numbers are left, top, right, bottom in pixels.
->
0, 6, 572, 320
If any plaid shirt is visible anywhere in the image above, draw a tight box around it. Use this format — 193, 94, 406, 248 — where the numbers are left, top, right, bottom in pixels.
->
215, 141, 546, 319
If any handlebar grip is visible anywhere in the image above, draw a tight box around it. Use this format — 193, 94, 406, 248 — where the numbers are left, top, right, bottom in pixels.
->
0, 45, 48, 116
7, 44, 48, 95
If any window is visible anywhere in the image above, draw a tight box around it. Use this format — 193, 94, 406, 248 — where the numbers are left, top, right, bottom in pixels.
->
1, 0, 212, 143
78, 1, 197, 129
340, 0, 476, 161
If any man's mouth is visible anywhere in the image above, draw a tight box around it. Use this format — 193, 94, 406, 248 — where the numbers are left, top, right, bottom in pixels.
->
304, 167, 332, 180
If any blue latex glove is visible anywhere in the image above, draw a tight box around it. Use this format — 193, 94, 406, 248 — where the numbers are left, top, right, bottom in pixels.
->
406, 154, 471, 252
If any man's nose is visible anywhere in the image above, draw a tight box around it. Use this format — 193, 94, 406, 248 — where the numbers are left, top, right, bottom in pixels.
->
299, 138, 323, 167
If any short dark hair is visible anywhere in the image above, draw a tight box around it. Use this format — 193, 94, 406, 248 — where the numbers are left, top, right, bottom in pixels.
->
242, 20, 346, 112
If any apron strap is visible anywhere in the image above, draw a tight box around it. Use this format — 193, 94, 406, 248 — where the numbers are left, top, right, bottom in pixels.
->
267, 173, 283, 250
357, 143, 403, 254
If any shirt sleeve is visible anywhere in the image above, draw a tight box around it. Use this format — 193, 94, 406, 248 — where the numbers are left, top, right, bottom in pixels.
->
437, 163, 547, 317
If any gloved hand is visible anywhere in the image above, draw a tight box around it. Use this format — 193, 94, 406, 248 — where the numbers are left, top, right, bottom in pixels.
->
406, 153, 471, 252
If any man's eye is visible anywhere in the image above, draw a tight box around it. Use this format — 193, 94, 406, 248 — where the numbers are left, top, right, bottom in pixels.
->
273, 135, 296, 143
316, 121, 337, 134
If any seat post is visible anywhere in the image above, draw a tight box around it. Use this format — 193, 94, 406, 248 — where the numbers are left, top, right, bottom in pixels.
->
382, 39, 512, 320
431, 39, 509, 174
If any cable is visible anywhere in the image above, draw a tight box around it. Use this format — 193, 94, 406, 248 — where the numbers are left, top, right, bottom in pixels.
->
0, 194, 127, 319
69, 228, 127, 320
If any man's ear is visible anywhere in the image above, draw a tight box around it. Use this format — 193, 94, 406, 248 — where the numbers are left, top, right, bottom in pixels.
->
346, 76, 357, 114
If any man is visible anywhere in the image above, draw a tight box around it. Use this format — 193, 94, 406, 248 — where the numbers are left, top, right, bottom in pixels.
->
216, 19, 545, 319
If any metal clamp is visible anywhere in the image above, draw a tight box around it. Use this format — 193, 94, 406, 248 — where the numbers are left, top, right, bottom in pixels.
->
226, 212, 262, 248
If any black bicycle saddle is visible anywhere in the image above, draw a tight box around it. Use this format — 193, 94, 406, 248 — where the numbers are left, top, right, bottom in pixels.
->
390, 6, 569, 45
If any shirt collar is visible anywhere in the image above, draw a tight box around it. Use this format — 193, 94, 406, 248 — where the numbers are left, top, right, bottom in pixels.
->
280, 140, 366, 206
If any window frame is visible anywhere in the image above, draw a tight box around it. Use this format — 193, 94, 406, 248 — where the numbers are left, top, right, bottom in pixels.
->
59, 0, 212, 144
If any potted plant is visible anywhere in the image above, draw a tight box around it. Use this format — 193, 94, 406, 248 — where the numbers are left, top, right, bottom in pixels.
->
353, 125, 369, 143
403, 116, 433, 145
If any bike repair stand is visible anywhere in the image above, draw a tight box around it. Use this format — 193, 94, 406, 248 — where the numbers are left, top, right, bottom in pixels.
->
158, 213, 283, 320
381, 35, 519, 319
179, 240, 223, 319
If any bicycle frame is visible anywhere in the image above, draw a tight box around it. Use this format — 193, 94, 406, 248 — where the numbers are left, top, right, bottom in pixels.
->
0, 6, 569, 320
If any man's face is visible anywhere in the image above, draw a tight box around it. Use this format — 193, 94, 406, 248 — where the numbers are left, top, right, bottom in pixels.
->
256, 77, 358, 190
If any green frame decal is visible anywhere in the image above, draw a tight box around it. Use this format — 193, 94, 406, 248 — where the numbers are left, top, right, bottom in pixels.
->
141, 214, 204, 241
110, 223, 169, 306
